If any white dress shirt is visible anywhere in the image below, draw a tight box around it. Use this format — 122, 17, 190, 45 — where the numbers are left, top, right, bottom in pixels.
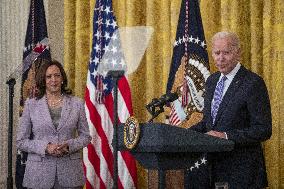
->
218, 62, 241, 98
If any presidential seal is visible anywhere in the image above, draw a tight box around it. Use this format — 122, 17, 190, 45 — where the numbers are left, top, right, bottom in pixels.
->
168, 55, 210, 128
124, 116, 140, 149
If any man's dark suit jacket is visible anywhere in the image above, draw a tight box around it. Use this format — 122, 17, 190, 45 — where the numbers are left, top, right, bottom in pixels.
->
191, 65, 272, 189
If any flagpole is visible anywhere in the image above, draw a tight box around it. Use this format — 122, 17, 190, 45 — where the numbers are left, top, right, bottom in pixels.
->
108, 70, 125, 189
6, 78, 16, 189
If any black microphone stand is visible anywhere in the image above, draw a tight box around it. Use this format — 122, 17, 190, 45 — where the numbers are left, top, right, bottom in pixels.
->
107, 70, 124, 189
6, 78, 16, 189
146, 103, 166, 189
146, 105, 164, 123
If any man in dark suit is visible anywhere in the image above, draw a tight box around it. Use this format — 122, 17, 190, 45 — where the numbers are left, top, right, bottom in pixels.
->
191, 31, 272, 189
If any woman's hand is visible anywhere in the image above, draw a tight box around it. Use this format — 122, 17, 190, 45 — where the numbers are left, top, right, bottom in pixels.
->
46, 142, 69, 157
56, 142, 69, 155
46, 143, 60, 156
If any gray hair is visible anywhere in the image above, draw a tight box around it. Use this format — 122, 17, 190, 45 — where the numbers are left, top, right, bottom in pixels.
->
211, 31, 240, 50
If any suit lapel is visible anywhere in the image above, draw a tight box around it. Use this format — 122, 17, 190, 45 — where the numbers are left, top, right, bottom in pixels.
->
38, 96, 56, 132
213, 66, 247, 125
57, 96, 72, 131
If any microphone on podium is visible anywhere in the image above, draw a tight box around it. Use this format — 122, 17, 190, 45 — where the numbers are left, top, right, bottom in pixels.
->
146, 92, 179, 122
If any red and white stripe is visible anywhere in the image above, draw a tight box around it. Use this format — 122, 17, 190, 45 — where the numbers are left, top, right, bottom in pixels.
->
169, 103, 182, 126
83, 73, 137, 189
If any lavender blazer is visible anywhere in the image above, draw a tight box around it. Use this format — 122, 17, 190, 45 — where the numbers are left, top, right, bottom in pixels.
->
17, 95, 91, 189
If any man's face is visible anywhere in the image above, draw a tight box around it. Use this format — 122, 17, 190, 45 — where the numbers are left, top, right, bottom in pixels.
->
212, 38, 240, 75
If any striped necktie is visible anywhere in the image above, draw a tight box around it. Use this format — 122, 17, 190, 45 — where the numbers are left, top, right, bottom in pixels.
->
211, 76, 227, 123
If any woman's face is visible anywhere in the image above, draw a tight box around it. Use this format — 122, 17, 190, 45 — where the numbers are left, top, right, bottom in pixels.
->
45, 65, 63, 94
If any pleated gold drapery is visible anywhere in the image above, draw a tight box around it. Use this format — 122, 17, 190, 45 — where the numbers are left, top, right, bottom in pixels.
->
64, 0, 284, 188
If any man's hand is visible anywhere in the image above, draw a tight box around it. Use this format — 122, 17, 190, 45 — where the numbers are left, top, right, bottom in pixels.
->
206, 130, 227, 139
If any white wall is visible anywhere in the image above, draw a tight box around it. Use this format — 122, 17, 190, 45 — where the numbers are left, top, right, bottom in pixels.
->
0, 0, 63, 188
0, 1, 30, 188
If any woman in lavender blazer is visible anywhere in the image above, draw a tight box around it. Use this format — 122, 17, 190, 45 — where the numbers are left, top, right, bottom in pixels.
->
17, 59, 91, 189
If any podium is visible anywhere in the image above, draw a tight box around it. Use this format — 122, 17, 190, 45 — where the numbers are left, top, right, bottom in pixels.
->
117, 123, 234, 188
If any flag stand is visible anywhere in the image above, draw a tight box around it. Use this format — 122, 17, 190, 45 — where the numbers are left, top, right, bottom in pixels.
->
108, 70, 125, 189
6, 78, 16, 189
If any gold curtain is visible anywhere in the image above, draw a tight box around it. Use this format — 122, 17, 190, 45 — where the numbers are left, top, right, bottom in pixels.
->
64, 0, 284, 188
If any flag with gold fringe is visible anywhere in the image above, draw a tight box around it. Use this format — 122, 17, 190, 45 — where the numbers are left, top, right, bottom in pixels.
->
166, 0, 210, 188
16, 0, 50, 188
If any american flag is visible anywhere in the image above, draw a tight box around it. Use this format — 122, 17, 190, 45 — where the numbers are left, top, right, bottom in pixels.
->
83, 0, 137, 188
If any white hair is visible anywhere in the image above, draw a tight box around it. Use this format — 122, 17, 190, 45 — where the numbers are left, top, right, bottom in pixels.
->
211, 31, 240, 50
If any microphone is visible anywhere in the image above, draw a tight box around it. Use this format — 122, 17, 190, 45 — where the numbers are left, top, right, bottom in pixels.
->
146, 98, 159, 107
163, 92, 179, 103
146, 92, 179, 109
146, 92, 179, 122
155, 92, 179, 107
